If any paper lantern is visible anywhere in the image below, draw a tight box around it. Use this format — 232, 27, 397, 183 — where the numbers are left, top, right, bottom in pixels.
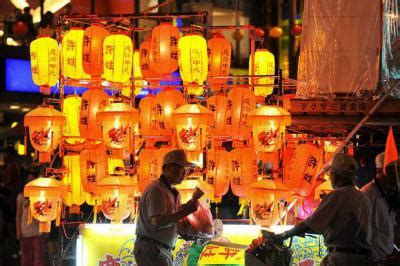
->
172, 104, 213, 151
24, 106, 66, 163
63, 95, 85, 145
324, 140, 342, 162
133, 49, 146, 95
30, 36, 59, 95
96, 175, 135, 223
150, 22, 180, 75
207, 32, 231, 91
82, 24, 110, 78
249, 49, 275, 97
230, 147, 258, 198
226, 87, 256, 140
24, 177, 65, 232
103, 34, 133, 83
176, 175, 214, 205
138, 94, 160, 137
80, 146, 108, 194
206, 149, 230, 200
249, 106, 291, 152
13, 21, 28, 36
207, 93, 229, 138
62, 28, 90, 79
62, 154, 86, 212
108, 157, 125, 175
139, 38, 159, 87
269, 26, 283, 38
178, 34, 208, 95
97, 101, 139, 154
79, 88, 108, 143
155, 88, 185, 136
285, 143, 324, 196
137, 148, 169, 193
249, 180, 290, 227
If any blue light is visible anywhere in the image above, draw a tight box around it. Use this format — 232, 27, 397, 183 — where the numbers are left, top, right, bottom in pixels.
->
5, 58, 87, 95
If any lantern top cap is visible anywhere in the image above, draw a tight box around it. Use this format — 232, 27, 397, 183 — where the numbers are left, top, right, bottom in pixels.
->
250, 179, 288, 191
24, 177, 66, 196
24, 105, 66, 126
97, 176, 135, 187
97, 102, 139, 121
162, 149, 198, 168
172, 103, 213, 115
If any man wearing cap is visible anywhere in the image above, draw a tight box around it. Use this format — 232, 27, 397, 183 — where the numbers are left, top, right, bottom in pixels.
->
272, 153, 372, 265
134, 149, 199, 266
361, 152, 398, 263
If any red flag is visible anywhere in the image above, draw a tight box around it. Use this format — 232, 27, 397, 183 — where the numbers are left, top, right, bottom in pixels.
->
384, 126, 399, 175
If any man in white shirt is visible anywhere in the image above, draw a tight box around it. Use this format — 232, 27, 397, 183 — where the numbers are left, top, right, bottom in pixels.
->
273, 153, 372, 266
361, 152, 398, 263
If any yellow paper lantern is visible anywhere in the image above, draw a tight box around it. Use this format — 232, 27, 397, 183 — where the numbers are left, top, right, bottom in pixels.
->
24, 177, 65, 232
230, 147, 258, 198
96, 175, 135, 223
62, 154, 86, 212
62, 28, 90, 80
103, 34, 133, 83
79, 88, 108, 143
172, 104, 213, 151
137, 148, 169, 193
63, 95, 85, 145
97, 101, 139, 153
206, 149, 230, 200
24, 106, 66, 163
108, 157, 125, 175
178, 34, 208, 95
207, 93, 229, 138
30, 36, 59, 95
226, 87, 256, 141
138, 94, 160, 137
155, 88, 185, 136
80, 145, 108, 194
150, 22, 180, 75
249, 106, 291, 152
249, 49, 275, 97
208, 32, 231, 91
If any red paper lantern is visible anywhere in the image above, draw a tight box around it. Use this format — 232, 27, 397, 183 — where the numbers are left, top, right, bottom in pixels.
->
207, 93, 229, 138
230, 147, 258, 198
292, 24, 302, 36
254, 28, 265, 38
139, 38, 159, 87
137, 148, 169, 193
82, 24, 110, 78
150, 22, 180, 76
155, 88, 185, 136
207, 32, 231, 91
138, 94, 160, 137
13, 21, 28, 36
80, 145, 108, 194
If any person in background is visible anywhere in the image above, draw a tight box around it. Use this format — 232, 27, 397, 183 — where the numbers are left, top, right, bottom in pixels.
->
361, 152, 399, 263
272, 153, 372, 266
134, 149, 199, 266
16, 172, 44, 266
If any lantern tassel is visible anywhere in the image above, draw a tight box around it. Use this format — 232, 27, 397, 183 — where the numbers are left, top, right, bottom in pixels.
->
24, 127, 28, 156
93, 199, 97, 223
56, 200, 61, 227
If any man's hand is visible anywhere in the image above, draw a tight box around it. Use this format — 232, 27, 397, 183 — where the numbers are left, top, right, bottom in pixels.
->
184, 199, 199, 215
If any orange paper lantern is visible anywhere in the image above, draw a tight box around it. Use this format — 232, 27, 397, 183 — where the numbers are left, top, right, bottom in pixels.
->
97, 101, 139, 153
230, 147, 258, 198
207, 93, 229, 138
249, 106, 291, 152
285, 143, 324, 196
137, 148, 169, 193
82, 24, 110, 78
96, 174, 135, 223
226, 87, 256, 140
138, 94, 160, 137
24, 177, 65, 232
176, 175, 214, 205
24, 106, 66, 163
172, 104, 213, 151
207, 32, 231, 91
80, 145, 108, 194
79, 88, 108, 143
206, 149, 230, 200
155, 88, 185, 136
150, 22, 180, 75
139, 38, 159, 87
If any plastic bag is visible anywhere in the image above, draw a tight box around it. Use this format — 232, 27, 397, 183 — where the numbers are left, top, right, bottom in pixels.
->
178, 201, 214, 240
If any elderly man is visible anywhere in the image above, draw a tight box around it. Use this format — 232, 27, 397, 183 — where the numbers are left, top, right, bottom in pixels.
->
361, 152, 398, 263
272, 153, 372, 266
134, 149, 199, 266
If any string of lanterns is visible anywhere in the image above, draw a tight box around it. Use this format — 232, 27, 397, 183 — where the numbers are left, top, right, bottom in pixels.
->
23, 15, 330, 231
